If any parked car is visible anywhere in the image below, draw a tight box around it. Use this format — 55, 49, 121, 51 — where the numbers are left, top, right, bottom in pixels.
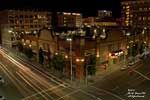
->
120, 65, 128, 71
0, 96, 6, 100
0, 76, 4, 84
128, 61, 134, 66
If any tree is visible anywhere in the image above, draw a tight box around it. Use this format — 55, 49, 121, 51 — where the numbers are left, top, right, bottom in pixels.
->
87, 55, 96, 75
139, 42, 145, 54
132, 43, 138, 57
51, 53, 65, 72
24, 47, 33, 59
85, 27, 93, 37
39, 48, 44, 65
17, 42, 23, 52
47, 49, 51, 67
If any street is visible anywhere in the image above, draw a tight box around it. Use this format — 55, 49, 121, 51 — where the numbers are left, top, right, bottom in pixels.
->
0, 48, 150, 100
85, 57, 150, 100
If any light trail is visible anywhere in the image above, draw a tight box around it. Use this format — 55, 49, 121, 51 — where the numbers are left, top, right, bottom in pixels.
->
16, 72, 51, 100
0, 49, 75, 100
21, 85, 62, 100
0, 63, 32, 98
1, 48, 69, 87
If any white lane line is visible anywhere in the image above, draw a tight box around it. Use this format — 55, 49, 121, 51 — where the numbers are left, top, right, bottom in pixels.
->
90, 86, 125, 100
56, 89, 79, 100
133, 69, 150, 80
21, 85, 62, 100
17, 72, 51, 100
3, 48, 70, 87
79, 89, 102, 99
0, 63, 29, 97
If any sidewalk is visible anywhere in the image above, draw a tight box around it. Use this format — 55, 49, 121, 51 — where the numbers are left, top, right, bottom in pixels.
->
93, 61, 124, 82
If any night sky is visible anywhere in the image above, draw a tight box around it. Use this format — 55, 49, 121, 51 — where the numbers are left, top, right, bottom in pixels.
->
0, 0, 121, 17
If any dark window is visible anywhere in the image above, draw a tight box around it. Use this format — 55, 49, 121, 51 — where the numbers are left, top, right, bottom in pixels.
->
20, 20, 23, 24
30, 15, 33, 18
30, 20, 33, 23
20, 15, 23, 18
34, 25, 37, 28
21, 25, 24, 28
9, 20, 14, 23
25, 15, 28, 18
30, 25, 33, 28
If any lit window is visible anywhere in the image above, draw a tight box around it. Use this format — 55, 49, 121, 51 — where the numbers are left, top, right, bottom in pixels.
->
138, 17, 141, 20
130, 21, 132, 24
125, 20, 129, 24
126, 6, 130, 9
144, 8, 147, 10
139, 8, 142, 11
130, 15, 133, 17
126, 12, 129, 15
143, 17, 146, 20
123, 6, 126, 9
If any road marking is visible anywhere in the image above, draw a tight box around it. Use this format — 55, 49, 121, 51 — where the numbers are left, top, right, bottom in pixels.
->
21, 85, 62, 100
133, 69, 150, 80
56, 89, 79, 100
17, 72, 52, 100
2, 48, 69, 87
79, 89, 103, 99
90, 86, 125, 100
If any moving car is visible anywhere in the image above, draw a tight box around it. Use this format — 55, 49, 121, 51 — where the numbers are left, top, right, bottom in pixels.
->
0, 96, 6, 100
0, 76, 4, 84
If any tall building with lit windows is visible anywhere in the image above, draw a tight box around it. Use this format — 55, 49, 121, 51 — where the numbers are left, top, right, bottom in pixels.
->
0, 9, 51, 48
56, 12, 82, 28
121, 0, 150, 28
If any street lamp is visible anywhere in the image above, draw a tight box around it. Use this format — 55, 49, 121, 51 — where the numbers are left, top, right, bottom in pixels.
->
67, 38, 73, 83
124, 31, 130, 68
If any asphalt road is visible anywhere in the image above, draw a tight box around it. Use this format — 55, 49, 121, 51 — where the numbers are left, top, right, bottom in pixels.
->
1, 47, 150, 100
0, 48, 110, 100
85, 57, 150, 100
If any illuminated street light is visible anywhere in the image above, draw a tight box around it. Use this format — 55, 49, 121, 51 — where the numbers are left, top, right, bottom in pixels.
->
29, 44, 32, 47
55, 52, 58, 55
65, 55, 68, 59
66, 38, 73, 83
81, 58, 84, 62
8, 30, 12, 33
76, 58, 80, 62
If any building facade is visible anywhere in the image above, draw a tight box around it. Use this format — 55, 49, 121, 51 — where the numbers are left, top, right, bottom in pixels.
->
121, 0, 150, 28
57, 12, 82, 28
0, 9, 52, 48
98, 10, 112, 19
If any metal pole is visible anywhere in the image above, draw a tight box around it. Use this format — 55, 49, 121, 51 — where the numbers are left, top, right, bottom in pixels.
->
86, 65, 88, 85
70, 39, 73, 83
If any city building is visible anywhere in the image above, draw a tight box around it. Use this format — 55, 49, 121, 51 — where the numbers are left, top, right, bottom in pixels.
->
98, 10, 112, 19
0, 9, 52, 48
83, 17, 119, 27
83, 17, 96, 24
56, 12, 82, 28
22, 28, 57, 62
121, 0, 150, 28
